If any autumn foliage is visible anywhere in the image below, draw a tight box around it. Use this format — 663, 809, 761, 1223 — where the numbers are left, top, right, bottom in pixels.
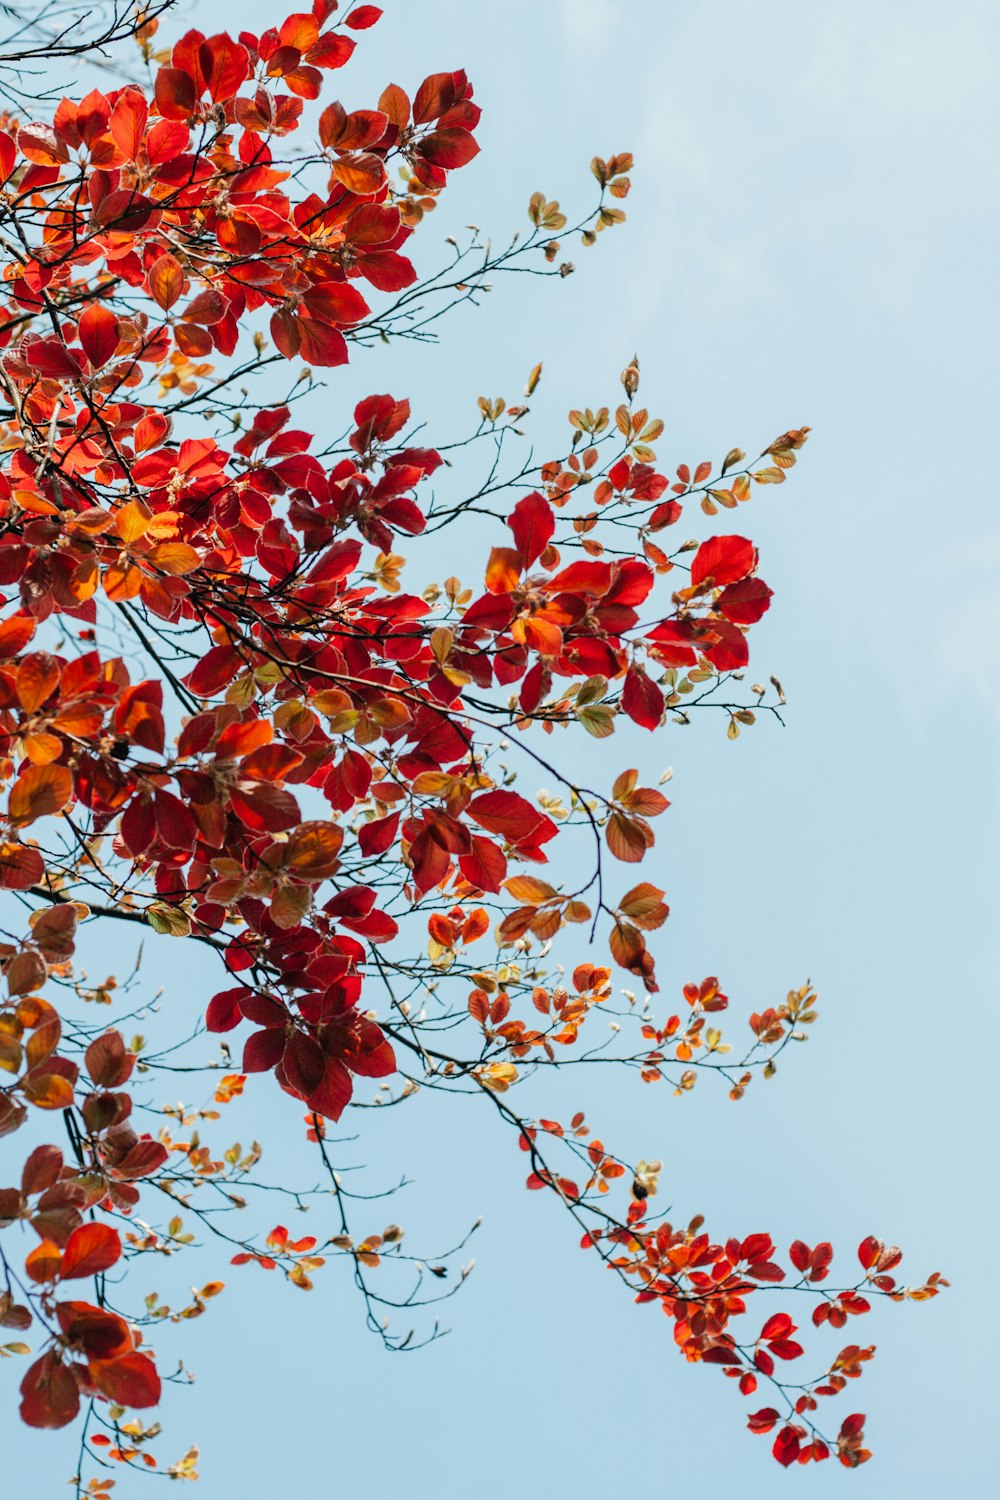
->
0, 0, 941, 1487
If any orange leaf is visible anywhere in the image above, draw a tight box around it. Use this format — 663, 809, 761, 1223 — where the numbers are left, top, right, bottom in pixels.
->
103, 562, 143, 601
25, 1240, 63, 1283
16, 652, 61, 713
282, 822, 344, 879
21, 1073, 74, 1109
8, 764, 73, 826
484, 547, 522, 594
606, 811, 651, 863
115, 501, 155, 544
22, 732, 64, 767
109, 87, 148, 161
148, 252, 185, 311
461, 908, 489, 944
331, 152, 387, 195
146, 542, 201, 575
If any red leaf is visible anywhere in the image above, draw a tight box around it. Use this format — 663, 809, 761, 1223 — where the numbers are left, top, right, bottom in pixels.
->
357, 812, 400, 857
704, 620, 749, 672
154, 67, 197, 121
84, 1032, 132, 1091
0, 131, 16, 182
306, 1058, 353, 1120
78, 303, 119, 367
702, 1344, 742, 1365
296, 317, 350, 367
789, 1239, 811, 1273
858, 1235, 879, 1269
282, 1031, 326, 1098
302, 282, 370, 325
770, 1339, 804, 1361
760, 1312, 793, 1341
203, 34, 250, 102
56, 1301, 131, 1360
9, 763, 74, 826
185, 644, 242, 697
243, 1029, 284, 1073
747, 1260, 785, 1283
60, 1223, 122, 1280
418, 127, 479, 170
649, 498, 682, 529
690, 534, 758, 587
773, 1426, 802, 1467
120, 796, 155, 857
345, 5, 382, 26
22, 1144, 63, 1196
16, 123, 68, 166
344, 1021, 395, 1078
279, 14, 318, 49
206, 988, 247, 1033
622, 666, 664, 730
115, 1139, 169, 1180
467, 790, 556, 848
307, 32, 355, 69
19, 1352, 80, 1429
148, 252, 185, 312
0, 841, 45, 890
461, 592, 515, 631
747, 1407, 780, 1434
716, 576, 772, 624
0, 612, 37, 655
508, 492, 554, 568
271, 306, 301, 359
413, 71, 461, 124
547, 559, 612, 596
25, 338, 81, 380
89, 1351, 161, 1408
155, 790, 198, 850
331, 151, 386, 195
458, 835, 507, 893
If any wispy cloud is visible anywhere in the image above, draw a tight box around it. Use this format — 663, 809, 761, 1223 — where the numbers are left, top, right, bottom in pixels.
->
618, 0, 1000, 326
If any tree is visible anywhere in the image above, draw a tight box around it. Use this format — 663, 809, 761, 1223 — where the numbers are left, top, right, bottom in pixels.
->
0, 1, 943, 1487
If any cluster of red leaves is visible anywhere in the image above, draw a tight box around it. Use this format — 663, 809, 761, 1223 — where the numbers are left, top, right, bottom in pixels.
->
579, 1194, 942, 1468
0, 1022, 166, 1428
470, 492, 772, 727
497, 988, 943, 1472
2, 2, 477, 369
207, 948, 396, 1121
0, 0, 935, 1472
19, 1301, 160, 1431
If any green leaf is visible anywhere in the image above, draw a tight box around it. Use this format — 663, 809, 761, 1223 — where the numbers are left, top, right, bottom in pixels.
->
577, 703, 615, 738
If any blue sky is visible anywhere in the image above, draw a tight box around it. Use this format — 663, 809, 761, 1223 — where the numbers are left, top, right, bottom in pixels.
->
5, 1, 998, 1494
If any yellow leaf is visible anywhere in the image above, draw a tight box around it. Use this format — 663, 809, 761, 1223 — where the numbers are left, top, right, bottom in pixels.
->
147, 903, 191, 937
8, 764, 73, 826
477, 1062, 518, 1093
113, 500, 152, 544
